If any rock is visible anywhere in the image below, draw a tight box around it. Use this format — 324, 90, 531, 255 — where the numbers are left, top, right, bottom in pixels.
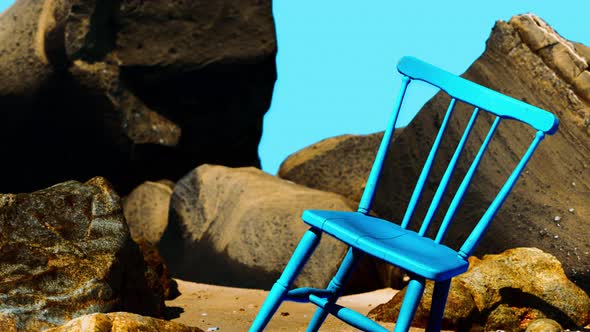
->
279, 132, 385, 202
123, 180, 177, 302
44, 312, 203, 332
525, 318, 563, 332
276, 14, 590, 292
0, 178, 165, 331
0, 314, 18, 332
137, 240, 180, 301
369, 248, 590, 331
0, 0, 276, 195
123, 181, 174, 244
159, 165, 357, 289
368, 278, 478, 331
509, 14, 589, 98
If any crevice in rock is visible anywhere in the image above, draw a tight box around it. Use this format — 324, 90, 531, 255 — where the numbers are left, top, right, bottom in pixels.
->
67, 0, 120, 63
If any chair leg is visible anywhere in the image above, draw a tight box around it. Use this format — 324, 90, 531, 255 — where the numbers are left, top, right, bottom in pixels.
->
393, 277, 426, 332
306, 247, 363, 332
425, 279, 451, 332
249, 228, 322, 332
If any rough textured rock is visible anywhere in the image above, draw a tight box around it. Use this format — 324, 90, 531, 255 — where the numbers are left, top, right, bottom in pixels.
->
368, 278, 478, 331
123, 180, 173, 244
44, 312, 203, 332
0, 0, 276, 194
0, 178, 165, 331
159, 164, 357, 289
278, 14, 590, 291
137, 240, 180, 301
369, 248, 590, 331
279, 133, 385, 202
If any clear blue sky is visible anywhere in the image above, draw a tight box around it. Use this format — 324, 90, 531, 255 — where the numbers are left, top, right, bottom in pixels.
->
1, 1, 589, 175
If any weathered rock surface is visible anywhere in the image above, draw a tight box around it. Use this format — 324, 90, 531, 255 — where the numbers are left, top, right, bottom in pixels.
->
279, 133, 385, 202
0, 0, 276, 194
0, 178, 165, 331
123, 180, 174, 244
137, 240, 180, 301
159, 165, 356, 289
44, 312, 203, 332
278, 13, 590, 291
369, 248, 590, 331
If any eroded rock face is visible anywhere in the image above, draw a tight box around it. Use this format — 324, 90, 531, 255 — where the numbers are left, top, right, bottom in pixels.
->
159, 165, 356, 289
276, 13, 590, 291
0, 0, 276, 194
0, 178, 164, 331
43, 312, 203, 332
369, 248, 590, 331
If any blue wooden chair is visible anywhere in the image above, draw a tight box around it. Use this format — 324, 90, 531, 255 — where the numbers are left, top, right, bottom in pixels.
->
249, 56, 559, 332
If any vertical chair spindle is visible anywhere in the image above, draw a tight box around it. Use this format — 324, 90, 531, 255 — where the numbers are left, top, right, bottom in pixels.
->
401, 98, 457, 229
358, 76, 411, 214
434, 115, 502, 243
459, 131, 545, 257
419, 107, 480, 236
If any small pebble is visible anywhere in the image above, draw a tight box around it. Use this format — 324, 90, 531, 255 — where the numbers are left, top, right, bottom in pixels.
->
201, 313, 208, 316
568, 208, 575, 213
553, 216, 561, 222
207, 327, 220, 331
554, 235, 559, 239
525, 318, 562, 332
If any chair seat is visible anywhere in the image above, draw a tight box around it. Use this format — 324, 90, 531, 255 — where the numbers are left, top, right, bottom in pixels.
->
302, 210, 469, 281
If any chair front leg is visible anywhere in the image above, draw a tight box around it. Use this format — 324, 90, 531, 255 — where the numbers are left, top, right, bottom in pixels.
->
249, 228, 322, 332
425, 279, 451, 332
393, 276, 426, 332
306, 247, 364, 332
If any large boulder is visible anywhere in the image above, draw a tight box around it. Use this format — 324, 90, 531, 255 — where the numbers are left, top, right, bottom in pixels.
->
368, 248, 590, 331
159, 165, 357, 289
0, 178, 165, 331
279, 133, 385, 202
0, 0, 276, 194
43, 312, 203, 332
277, 14, 590, 291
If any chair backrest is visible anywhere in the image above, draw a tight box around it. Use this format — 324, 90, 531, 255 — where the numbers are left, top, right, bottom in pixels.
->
357, 56, 559, 259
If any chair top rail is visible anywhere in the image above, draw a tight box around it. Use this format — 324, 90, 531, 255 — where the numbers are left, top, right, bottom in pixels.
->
397, 56, 559, 134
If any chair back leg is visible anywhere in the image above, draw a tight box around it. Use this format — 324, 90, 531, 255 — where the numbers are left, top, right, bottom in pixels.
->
425, 279, 451, 332
249, 229, 322, 332
393, 277, 426, 332
306, 247, 364, 332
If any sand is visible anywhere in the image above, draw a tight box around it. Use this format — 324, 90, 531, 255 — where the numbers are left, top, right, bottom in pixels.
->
167, 279, 440, 331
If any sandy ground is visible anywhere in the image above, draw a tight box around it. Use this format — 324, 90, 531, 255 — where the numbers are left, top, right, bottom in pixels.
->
167, 279, 440, 331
